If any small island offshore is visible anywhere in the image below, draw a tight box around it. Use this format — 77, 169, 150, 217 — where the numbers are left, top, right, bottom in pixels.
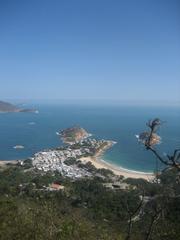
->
0, 100, 38, 113
57, 126, 91, 144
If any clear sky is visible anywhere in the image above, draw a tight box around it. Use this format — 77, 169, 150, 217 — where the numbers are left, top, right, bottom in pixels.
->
0, 0, 179, 104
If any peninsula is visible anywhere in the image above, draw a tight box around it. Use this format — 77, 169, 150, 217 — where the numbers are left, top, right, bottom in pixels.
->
0, 100, 37, 113
31, 127, 153, 180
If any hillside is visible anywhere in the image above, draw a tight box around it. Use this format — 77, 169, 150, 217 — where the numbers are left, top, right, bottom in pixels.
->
0, 100, 37, 113
0, 160, 180, 240
0, 101, 20, 112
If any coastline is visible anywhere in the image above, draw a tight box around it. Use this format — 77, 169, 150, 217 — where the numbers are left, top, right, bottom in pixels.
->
0, 160, 19, 167
0, 140, 155, 180
80, 156, 155, 180
87, 140, 155, 180
0, 157, 155, 180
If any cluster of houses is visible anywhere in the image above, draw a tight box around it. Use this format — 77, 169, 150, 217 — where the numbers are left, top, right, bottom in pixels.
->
79, 138, 116, 149
31, 138, 112, 179
31, 149, 91, 179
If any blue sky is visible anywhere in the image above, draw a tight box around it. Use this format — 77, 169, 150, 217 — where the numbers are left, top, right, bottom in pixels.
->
0, 0, 179, 104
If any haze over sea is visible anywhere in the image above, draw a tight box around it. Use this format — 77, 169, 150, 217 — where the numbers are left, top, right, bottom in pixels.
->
0, 101, 179, 172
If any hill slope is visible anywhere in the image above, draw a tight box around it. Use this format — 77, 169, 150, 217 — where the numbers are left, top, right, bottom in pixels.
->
0, 100, 37, 113
0, 101, 20, 112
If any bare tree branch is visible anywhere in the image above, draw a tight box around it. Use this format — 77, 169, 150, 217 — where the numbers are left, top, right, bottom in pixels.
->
138, 118, 180, 171
125, 193, 144, 240
145, 209, 162, 240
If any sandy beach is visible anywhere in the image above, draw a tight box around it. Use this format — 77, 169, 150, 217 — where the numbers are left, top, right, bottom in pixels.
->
80, 156, 155, 181
80, 141, 155, 181
0, 160, 18, 167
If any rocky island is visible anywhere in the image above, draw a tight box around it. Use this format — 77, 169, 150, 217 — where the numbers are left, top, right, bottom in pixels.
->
0, 100, 37, 113
57, 126, 91, 144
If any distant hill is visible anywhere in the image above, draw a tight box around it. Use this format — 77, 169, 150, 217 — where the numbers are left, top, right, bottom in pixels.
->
0, 100, 37, 113
0, 101, 20, 112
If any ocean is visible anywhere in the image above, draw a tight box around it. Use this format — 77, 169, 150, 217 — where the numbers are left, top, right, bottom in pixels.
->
0, 102, 180, 172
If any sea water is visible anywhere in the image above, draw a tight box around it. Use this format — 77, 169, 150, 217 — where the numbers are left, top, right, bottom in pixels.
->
0, 102, 179, 172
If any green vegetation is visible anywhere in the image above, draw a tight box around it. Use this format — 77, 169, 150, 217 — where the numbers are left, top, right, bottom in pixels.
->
0, 163, 180, 240
60, 127, 89, 144
64, 157, 77, 166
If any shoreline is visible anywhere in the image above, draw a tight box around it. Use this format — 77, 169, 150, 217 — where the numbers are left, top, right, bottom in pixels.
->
0, 160, 19, 167
0, 158, 155, 180
80, 156, 155, 180
0, 140, 155, 180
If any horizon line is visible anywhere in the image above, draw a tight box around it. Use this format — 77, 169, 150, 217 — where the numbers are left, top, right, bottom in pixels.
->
2, 98, 180, 107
